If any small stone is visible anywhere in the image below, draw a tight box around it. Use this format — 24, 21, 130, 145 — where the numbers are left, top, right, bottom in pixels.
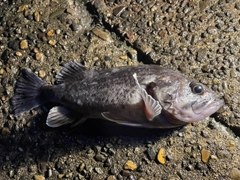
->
58, 174, 65, 178
8, 40, 20, 50
228, 140, 236, 150
48, 39, 56, 46
16, 51, 22, 56
33, 175, 45, 180
49, 8, 65, 19
92, 28, 113, 42
123, 160, 137, 171
210, 155, 218, 160
207, 26, 218, 35
201, 149, 210, 163
17, 4, 28, 13
20, 40, 28, 50
35, 52, 44, 61
34, 11, 40, 21
1, 49, 10, 62
147, 147, 156, 161
78, 163, 85, 172
70, 21, 82, 32
104, 158, 112, 167
94, 153, 106, 162
9, 170, 14, 178
217, 150, 231, 159
197, 48, 207, 62
110, 165, 118, 175
48, 169, 52, 177
47, 29, 54, 37
107, 175, 117, 180
113, 6, 126, 16
95, 167, 104, 174
65, 172, 73, 178
1, 127, 11, 136
157, 148, 166, 164
229, 168, 240, 180
212, 78, 220, 85
38, 70, 46, 78
121, 170, 131, 177
120, 55, 128, 60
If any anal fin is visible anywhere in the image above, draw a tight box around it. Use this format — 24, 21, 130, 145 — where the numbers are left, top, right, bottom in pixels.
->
46, 106, 81, 127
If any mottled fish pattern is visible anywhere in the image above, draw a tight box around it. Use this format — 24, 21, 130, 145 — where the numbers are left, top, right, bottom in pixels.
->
11, 62, 224, 128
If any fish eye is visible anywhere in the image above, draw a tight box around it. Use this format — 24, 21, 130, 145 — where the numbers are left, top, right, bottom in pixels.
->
190, 82, 204, 95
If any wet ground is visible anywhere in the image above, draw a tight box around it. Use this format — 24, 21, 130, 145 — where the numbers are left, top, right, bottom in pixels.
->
0, 0, 240, 179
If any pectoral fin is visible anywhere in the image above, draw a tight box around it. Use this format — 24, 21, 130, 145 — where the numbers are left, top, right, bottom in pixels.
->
46, 106, 84, 127
133, 73, 162, 121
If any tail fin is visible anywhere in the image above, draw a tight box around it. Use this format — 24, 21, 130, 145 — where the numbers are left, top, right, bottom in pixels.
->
10, 69, 47, 115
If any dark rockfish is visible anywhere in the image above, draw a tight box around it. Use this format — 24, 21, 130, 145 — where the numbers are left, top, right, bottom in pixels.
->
11, 62, 224, 128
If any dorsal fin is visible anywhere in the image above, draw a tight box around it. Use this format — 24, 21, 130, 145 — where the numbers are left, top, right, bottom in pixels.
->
56, 61, 96, 84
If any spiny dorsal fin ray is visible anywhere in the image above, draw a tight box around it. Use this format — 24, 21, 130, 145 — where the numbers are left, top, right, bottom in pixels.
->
133, 73, 162, 121
56, 61, 96, 84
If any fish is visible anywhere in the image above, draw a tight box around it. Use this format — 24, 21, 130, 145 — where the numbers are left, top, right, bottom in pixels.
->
10, 61, 224, 128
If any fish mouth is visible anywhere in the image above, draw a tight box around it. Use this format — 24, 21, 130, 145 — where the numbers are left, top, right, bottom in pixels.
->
164, 98, 224, 124
191, 99, 224, 119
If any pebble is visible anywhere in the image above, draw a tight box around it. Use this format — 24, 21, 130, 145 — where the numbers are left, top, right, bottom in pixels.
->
107, 175, 117, 180
34, 11, 40, 21
210, 155, 218, 160
33, 175, 45, 180
95, 167, 104, 174
113, 6, 126, 16
15, 51, 22, 56
58, 174, 65, 178
197, 48, 207, 62
147, 147, 156, 161
78, 163, 85, 172
49, 8, 65, 19
92, 28, 113, 42
212, 78, 220, 85
8, 40, 20, 50
121, 170, 131, 177
1, 49, 10, 62
1, 127, 11, 136
201, 149, 210, 163
17, 4, 28, 13
38, 70, 46, 78
20, 40, 28, 49
48, 39, 57, 46
47, 29, 54, 37
9, 170, 14, 178
123, 160, 137, 171
70, 21, 82, 32
104, 158, 112, 167
157, 148, 166, 164
229, 168, 240, 180
48, 169, 52, 177
120, 55, 128, 60
216, 150, 231, 159
95, 153, 106, 162
110, 165, 118, 175
35, 52, 44, 61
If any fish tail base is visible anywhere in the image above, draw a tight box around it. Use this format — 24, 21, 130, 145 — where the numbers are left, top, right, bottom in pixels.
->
10, 69, 47, 115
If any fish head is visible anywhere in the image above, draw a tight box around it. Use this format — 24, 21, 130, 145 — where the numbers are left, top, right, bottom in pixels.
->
153, 72, 224, 124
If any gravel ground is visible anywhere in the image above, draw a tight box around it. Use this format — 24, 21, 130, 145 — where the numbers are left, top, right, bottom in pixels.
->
0, 0, 239, 180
